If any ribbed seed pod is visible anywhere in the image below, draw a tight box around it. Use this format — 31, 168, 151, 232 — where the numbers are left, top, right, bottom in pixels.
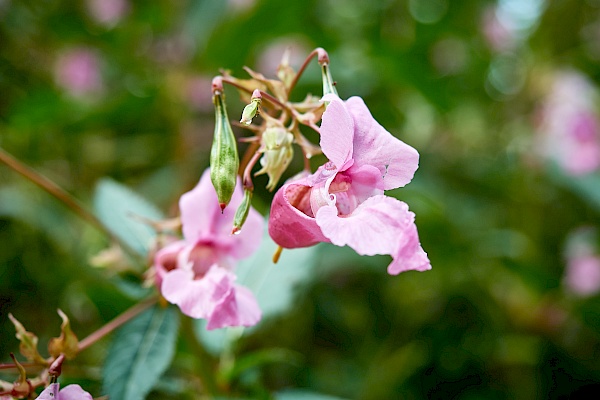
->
210, 89, 239, 211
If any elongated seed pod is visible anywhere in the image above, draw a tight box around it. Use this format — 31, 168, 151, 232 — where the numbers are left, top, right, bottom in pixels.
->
210, 89, 239, 211
232, 188, 252, 234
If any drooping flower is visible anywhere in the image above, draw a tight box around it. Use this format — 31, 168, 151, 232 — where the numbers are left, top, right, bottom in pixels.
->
154, 169, 264, 329
269, 95, 431, 274
36, 383, 92, 400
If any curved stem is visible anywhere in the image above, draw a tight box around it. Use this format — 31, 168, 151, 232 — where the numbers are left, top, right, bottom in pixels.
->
0, 147, 145, 265
78, 296, 158, 352
243, 151, 262, 191
287, 48, 323, 96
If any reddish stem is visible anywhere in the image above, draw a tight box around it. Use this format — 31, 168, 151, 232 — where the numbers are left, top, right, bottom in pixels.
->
78, 297, 158, 352
0, 147, 144, 265
287, 48, 328, 96
243, 151, 262, 191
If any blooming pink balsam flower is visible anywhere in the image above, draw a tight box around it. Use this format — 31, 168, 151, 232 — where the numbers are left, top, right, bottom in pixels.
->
269, 95, 431, 274
154, 169, 264, 329
36, 383, 92, 400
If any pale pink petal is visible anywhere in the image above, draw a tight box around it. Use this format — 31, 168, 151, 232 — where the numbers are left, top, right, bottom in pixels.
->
319, 95, 354, 170
268, 180, 329, 248
154, 240, 187, 287
35, 383, 59, 400
214, 206, 264, 260
161, 267, 233, 319
345, 96, 420, 190
180, 169, 263, 259
316, 195, 430, 274
59, 385, 93, 400
344, 164, 384, 203
179, 169, 243, 242
206, 284, 261, 330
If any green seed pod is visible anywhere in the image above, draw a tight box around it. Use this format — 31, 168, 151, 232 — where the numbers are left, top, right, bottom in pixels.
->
210, 86, 239, 211
232, 188, 252, 234
318, 51, 338, 97
321, 63, 338, 97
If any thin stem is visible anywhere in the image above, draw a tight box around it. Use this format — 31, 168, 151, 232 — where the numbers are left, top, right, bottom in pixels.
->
0, 147, 145, 265
287, 48, 323, 96
243, 151, 262, 191
239, 141, 260, 179
78, 296, 158, 352
220, 78, 289, 114
180, 316, 220, 396
0, 362, 39, 370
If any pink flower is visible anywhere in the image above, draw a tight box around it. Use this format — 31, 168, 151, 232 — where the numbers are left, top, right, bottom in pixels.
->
564, 255, 600, 297
154, 169, 264, 329
36, 383, 92, 400
537, 71, 600, 175
54, 48, 103, 98
86, 0, 129, 27
268, 95, 431, 274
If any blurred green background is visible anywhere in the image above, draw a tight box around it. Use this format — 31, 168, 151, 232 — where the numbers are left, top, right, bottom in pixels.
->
2, 0, 600, 398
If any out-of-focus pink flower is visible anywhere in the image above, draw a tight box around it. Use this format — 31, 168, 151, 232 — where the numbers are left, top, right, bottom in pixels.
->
481, 6, 517, 53
154, 169, 264, 329
86, 0, 129, 27
564, 255, 600, 297
54, 48, 103, 98
537, 71, 600, 175
36, 383, 93, 400
269, 95, 430, 275
186, 76, 214, 112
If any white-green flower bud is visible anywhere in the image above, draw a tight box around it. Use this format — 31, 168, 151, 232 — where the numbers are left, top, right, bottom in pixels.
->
255, 127, 294, 191
240, 89, 262, 125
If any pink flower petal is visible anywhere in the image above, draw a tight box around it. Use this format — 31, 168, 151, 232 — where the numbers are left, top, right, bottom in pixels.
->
320, 95, 355, 170
268, 180, 329, 248
316, 195, 430, 274
344, 164, 384, 203
215, 206, 264, 260
35, 383, 59, 400
179, 169, 238, 241
154, 240, 187, 287
180, 169, 263, 259
58, 385, 93, 400
345, 96, 420, 190
206, 284, 261, 330
161, 267, 233, 319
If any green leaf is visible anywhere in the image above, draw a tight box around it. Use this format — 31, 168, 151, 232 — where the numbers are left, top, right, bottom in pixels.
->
236, 232, 320, 320
93, 178, 164, 257
102, 305, 179, 400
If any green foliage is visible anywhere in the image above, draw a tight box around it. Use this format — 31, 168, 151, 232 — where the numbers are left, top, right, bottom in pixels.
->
102, 305, 179, 400
2, 0, 600, 398
94, 178, 164, 257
